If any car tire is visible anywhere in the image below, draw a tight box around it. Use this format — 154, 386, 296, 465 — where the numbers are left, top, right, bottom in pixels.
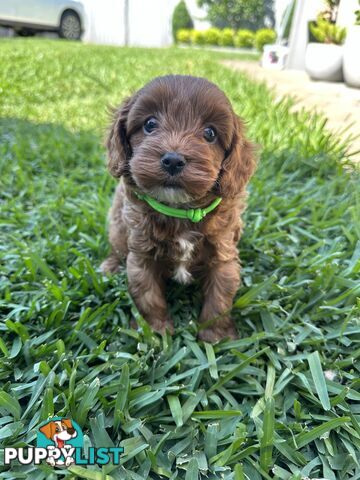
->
59, 11, 81, 40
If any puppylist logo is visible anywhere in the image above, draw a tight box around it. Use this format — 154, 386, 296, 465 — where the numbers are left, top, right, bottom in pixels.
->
4, 416, 124, 467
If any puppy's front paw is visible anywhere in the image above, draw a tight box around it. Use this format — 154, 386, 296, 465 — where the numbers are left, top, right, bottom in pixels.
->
151, 317, 175, 336
100, 255, 121, 274
198, 323, 238, 343
131, 317, 175, 335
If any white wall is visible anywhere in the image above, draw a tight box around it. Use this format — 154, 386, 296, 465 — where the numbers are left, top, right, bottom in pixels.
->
83, 0, 173, 47
128, 0, 174, 47
337, 0, 358, 27
82, 0, 125, 45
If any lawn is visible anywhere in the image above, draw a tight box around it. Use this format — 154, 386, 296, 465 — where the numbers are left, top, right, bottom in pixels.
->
0, 39, 359, 480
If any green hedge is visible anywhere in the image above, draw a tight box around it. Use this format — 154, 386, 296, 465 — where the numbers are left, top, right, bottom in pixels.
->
176, 27, 276, 51
190, 29, 206, 45
176, 28, 192, 44
203, 27, 221, 45
218, 28, 235, 47
234, 29, 255, 48
254, 28, 277, 52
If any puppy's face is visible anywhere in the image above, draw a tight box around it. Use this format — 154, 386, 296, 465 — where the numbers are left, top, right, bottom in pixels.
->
107, 75, 255, 202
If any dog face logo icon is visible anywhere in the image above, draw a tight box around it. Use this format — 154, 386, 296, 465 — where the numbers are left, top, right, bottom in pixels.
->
37, 417, 83, 467
39, 418, 77, 448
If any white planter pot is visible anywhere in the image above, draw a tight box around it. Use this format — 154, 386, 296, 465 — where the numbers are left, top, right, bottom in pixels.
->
305, 43, 344, 82
343, 26, 360, 88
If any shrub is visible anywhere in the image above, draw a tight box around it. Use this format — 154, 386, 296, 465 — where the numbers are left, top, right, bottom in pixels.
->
218, 28, 235, 47
204, 28, 221, 45
172, 0, 193, 42
198, 0, 273, 31
310, 19, 346, 45
176, 28, 191, 44
175, 27, 278, 51
255, 28, 276, 51
190, 30, 206, 45
234, 29, 255, 48
356, 0, 360, 25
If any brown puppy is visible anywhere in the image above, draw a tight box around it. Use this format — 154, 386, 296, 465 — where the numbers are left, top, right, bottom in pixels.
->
101, 75, 256, 342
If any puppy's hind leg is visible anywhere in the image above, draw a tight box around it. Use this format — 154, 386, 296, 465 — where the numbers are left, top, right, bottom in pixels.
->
101, 184, 128, 274
100, 253, 123, 274
100, 217, 128, 273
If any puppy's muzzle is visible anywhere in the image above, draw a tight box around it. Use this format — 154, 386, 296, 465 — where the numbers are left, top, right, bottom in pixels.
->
160, 152, 185, 176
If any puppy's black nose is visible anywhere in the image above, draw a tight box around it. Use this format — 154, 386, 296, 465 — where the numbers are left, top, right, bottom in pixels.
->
160, 152, 185, 176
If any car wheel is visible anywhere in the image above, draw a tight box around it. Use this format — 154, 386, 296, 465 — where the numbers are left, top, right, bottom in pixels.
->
59, 11, 81, 40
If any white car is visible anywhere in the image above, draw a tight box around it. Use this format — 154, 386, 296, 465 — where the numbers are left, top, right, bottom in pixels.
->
0, 0, 86, 40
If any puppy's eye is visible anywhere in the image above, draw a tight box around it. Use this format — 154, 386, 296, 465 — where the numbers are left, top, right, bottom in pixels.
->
143, 117, 158, 134
204, 126, 217, 143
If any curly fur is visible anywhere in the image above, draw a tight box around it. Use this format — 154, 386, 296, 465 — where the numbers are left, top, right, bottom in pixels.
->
101, 75, 256, 342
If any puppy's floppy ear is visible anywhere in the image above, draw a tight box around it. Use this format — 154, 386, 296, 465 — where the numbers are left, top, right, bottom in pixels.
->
62, 418, 73, 429
219, 114, 257, 198
39, 422, 56, 440
62, 418, 77, 436
107, 96, 135, 178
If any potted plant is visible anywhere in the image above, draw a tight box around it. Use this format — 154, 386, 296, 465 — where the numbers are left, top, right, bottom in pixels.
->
343, 1, 360, 88
305, 19, 346, 82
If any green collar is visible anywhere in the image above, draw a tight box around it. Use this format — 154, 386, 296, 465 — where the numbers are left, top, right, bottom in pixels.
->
134, 192, 222, 223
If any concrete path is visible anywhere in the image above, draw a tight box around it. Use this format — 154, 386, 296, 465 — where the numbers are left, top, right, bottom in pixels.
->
223, 60, 360, 163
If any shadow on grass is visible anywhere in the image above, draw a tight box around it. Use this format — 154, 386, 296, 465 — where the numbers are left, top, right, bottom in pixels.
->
0, 117, 203, 335
1, 116, 359, 339
0, 117, 104, 179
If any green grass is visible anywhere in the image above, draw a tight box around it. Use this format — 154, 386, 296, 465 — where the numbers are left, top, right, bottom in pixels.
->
0, 38, 359, 480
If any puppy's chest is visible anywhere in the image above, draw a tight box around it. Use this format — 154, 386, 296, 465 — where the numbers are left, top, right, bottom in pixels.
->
156, 235, 200, 285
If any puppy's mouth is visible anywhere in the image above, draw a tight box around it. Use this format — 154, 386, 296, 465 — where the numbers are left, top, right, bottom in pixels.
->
163, 180, 182, 189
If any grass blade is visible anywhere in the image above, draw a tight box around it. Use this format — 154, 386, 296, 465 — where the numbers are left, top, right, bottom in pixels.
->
167, 395, 183, 427
234, 463, 245, 480
0, 391, 21, 421
114, 363, 130, 430
76, 378, 100, 427
185, 458, 199, 480
234, 275, 276, 308
260, 398, 275, 472
207, 347, 269, 394
307, 351, 330, 411
295, 417, 350, 448
204, 342, 218, 379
